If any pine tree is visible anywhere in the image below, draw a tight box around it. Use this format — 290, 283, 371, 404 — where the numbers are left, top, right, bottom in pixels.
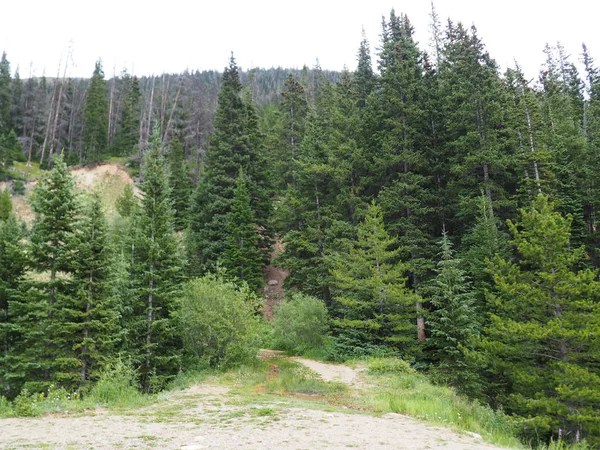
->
166, 136, 192, 231
0, 52, 11, 135
0, 188, 11, 221
277, 73, 308, 189
10, 68, 23, 137
538, 44, 587, 242
131, 127, 181, 391
438, 21, 515, 229
331, 202, 418, 356
82, 60, 108, 162
484, 195, 600, 445
112, 74, 141, 156
221, 169, 264, 291
426, 231, 480, 394
115, 183, 138, 218
276, 86, 340, 301
374, 12, 435, 343
9, 155, 79, 390
355, 28, 375, 107
187, 55, 271, 274
0, 212, 26, 396
67, 191, 116, 385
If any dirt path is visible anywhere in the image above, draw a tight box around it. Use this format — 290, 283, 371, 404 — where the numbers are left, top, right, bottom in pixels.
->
292, 357, 365, 387
0, 358, 509, 449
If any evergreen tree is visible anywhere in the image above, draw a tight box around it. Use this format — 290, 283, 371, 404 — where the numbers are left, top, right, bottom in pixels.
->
166, 136, 192, 231
375, 12, 435, 342
538, 44, 587, 242
355, 28, 375, 107
10, 68, 23, 137
9, 155, 79, 390
82, 60, 108, 162
0, 52, 11, 135
485, 195, 600, 445
221, 169, 264, 291
438, 21, 515, 229
0, 212, 26, 396
68, 191, 116, 385
112, 74, 141, 156
0, 188, 11, 221
331, 202, 418, 355
425, 231, 480, 394
131, 127, 181, 391
0, 130, 19, 178
276, 73, 308, 189
276, 86, 340, 301
187, 55, 271, 274
115, 183, 138, 218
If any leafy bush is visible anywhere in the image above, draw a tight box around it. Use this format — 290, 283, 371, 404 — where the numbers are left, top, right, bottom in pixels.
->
11, 180, 25, 195
367, 357, 414, 375
177, 274, 261, 368
272, 293, 329, 354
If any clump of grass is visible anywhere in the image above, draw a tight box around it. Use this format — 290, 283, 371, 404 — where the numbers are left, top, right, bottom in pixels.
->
0, 385, 93, 417
12, 161, 42, 181
538, 440, 593, 450
362, 359, 522, 449
264, 358, 347, 397
88, 360, 150, 409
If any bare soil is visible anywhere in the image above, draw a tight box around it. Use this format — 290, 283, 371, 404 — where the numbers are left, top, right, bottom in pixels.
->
0, 358, 508, 450
262, 240, 289, 320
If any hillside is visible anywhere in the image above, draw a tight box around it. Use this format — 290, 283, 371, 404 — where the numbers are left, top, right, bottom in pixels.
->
1, 162, 135, 223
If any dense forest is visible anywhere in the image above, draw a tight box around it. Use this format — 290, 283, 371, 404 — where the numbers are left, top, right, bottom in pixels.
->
1, 7, 600, 448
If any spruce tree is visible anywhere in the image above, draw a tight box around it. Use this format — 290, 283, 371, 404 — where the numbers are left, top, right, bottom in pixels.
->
68, 191, 116, 385
425, 231, 480, 394
0, 188, 11, 221
221, 169, 264, 291
187, 55, 271, 274
9, 155, 79, 389
484, 195, 600, 445
331, 202, 418, 356
277, 73, 308, 189
166, 136, 192, 231
438, 21, 515, 229
112, 74, 141, 156
115, 183, 138, 218
0, 212, 26, 396
131, 127, 181, 391
0, 52, 11, 135
82, 60, 109, 162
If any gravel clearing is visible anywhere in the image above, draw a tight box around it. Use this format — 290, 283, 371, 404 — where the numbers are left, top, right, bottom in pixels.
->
0, 359, 509, 450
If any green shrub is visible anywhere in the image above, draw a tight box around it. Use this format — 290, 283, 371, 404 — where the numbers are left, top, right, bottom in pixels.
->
0, 395, 14, 417
89, 360, 144, 406
11, 180, 25, 195
177, 274, 261, 368
323, 329, 397, 362
367, 357, 414, 375
272, 293, 329, 354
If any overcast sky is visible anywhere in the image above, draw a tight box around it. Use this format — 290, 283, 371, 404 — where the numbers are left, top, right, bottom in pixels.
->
1, 1, 598, 81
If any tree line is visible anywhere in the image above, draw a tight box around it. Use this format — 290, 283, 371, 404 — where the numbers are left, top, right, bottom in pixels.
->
1, 6, 599, 447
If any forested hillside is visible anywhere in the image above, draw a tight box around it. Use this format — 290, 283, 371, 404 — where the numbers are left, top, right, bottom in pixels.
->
1, 7, 599, 448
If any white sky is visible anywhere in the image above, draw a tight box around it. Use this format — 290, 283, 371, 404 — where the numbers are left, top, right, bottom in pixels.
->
1, 1, 598, 81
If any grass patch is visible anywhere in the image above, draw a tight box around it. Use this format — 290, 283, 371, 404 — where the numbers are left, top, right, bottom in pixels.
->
12, 161, 42, 181
360, 358, 523, 449
263, 358, 348, 397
